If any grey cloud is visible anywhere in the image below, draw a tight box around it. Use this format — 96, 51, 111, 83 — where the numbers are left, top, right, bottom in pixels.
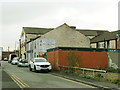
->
1, 1, 110, 25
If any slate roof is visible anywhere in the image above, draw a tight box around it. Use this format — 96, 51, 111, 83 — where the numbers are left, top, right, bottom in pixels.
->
90, 30, 120, 43
23, 27, 54, 34
76, 29, 108, 36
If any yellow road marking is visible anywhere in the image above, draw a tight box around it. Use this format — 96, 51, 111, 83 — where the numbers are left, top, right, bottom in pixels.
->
12, 74, 30, 88
11, 75, 26, 87
8, 74, 23, 88
4, 70, 30, 88
48, 74, 96, 88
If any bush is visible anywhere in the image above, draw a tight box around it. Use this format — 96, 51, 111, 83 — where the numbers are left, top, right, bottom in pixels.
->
96, 66, 102, 70
105, 67, 118, 73
117, 68, 120, 73
84, 75, 91, 79
112, 79, 120, 84
95, 73, 103, 78
66, 52, 81, 67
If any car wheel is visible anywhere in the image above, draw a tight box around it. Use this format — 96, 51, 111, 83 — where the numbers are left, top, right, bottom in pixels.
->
18, 65, 20, 67
29, 65, 32, 71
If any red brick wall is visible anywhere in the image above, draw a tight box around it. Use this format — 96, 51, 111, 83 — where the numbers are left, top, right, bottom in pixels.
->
47, 51, 59, 69
47, 50, 108, 70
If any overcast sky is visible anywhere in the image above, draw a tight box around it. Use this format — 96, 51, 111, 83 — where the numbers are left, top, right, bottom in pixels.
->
0, 0, 119, 51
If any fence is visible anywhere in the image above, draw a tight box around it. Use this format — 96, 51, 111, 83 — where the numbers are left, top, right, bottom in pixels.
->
58, 65, 108, 79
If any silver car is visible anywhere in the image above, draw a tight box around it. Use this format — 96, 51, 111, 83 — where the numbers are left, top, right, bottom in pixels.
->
17, 59, 29, 67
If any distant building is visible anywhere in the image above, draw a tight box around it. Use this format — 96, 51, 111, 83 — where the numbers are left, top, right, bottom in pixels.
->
76, 29, 108, 39
19, 27, 53, 59
20, 23, 108, 59
90, 30, 120, 49
26, 23, 91, 61
2, 50, 19, 59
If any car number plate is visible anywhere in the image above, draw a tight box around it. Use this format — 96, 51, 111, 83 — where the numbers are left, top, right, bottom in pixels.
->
42, 67, 47, 69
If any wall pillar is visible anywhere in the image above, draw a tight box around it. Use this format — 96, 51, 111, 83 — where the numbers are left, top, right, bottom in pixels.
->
107, 40, 110, 49
96, 42, 99, 48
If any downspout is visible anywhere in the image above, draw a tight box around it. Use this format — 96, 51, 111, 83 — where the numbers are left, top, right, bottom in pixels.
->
53, 48, 55, 70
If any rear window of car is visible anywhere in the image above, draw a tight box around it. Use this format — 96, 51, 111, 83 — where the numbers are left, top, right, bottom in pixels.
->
13, 59, 18, 61
13, 57, 19, 60
21, 59, 28, 63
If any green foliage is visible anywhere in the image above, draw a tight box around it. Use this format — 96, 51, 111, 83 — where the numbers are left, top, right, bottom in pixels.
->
96, 66, 102, 70
84, 76, 91, 79
66, 52, 81, 68
112, 79, 120, 84
105, 67, 120, 73
95, 73, 103, 78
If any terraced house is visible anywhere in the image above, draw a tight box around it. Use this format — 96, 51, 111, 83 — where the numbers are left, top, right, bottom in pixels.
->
19, 27, 53, 59
90, 30, 120, 49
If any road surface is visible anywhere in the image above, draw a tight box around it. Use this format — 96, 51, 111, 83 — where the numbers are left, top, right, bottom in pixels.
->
2, 61, 96, 89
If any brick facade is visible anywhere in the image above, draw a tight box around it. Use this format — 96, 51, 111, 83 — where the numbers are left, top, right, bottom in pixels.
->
47, 50, 108, 70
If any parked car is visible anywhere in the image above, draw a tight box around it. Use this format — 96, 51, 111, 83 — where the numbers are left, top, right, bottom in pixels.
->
3, 57, 8, 61
17, 59, 29, 67
11, 57, 19, 65
8, 54, 17, 63
29, 57, 52, 72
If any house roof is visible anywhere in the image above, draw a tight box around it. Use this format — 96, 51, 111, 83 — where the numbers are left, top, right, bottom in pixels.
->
23, 27, 54, 34
76, 29, 108, 36
90, 30, 120, 43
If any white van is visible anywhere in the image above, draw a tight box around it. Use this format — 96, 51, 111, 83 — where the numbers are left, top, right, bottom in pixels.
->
8, 54, 17, 63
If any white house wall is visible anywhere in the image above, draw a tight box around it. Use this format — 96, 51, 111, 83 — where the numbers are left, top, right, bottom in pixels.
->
32, 38, 55, 58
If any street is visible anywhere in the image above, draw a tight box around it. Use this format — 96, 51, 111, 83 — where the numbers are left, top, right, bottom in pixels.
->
1, 61, 96, 89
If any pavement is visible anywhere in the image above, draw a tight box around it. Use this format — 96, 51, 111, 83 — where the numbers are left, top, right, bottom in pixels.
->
51, 71, 120, 90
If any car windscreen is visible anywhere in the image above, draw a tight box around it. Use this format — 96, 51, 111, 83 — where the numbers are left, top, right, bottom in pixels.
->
34, 58, 47, 62
21, 59, 28, 63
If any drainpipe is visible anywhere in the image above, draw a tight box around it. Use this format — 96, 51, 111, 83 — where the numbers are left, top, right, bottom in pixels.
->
53, 48, 55, 70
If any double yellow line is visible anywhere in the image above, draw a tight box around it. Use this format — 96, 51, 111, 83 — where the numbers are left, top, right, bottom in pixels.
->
5, 70, 30, 88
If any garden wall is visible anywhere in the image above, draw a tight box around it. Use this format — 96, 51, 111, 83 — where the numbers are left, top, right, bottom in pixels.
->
47, 47, 108, 70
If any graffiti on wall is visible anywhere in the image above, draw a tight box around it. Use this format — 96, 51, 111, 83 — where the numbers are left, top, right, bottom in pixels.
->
39, 38, 55, 52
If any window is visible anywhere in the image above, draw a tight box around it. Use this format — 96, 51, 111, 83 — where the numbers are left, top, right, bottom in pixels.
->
34, 41, 36, 49
99, 43, 104, 48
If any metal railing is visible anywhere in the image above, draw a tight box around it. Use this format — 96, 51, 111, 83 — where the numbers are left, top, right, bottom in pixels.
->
58, 65, 107, 79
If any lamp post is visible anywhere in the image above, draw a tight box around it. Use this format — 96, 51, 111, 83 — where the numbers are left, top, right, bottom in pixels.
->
15, 41, 16, 54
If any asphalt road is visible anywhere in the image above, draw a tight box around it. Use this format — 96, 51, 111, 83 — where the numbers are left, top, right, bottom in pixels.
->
1, 61, 96, 89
